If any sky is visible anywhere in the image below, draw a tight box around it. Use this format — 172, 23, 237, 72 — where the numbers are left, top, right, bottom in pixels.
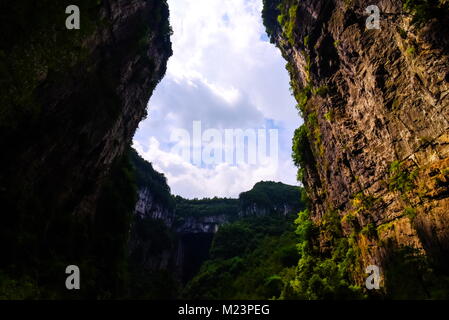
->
133, 0, 302, 199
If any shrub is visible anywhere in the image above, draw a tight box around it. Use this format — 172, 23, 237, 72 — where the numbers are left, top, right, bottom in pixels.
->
388, 161, 418, 193
403, 0, 448, 25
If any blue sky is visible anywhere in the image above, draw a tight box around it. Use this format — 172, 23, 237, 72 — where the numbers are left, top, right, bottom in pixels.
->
133, 0, 302, 198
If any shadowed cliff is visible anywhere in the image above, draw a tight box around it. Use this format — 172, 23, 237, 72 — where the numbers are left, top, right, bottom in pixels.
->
0, 0, 172, 298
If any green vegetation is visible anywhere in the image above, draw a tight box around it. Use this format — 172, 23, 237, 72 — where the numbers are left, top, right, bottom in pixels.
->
239, 181, 303, 212
361, 223, 378, 239
0, 0, 100, 131
179, 182, 304, 299
174, 181, 302, 222
293, 84, 313, 115
260, 0, 449, 301
406, 46, 417, 56
128, 217, 179, 299
404, 207, 417, 220
0, 148, 139, 299
276, 1, 300, 46
0, 272, 40, 300
303, 35, 310, 47
174, 197, 240, 222
262, 0, 283, 43
403, 0, 449, 25
182, 214, 300, 299
324, 110, 334, 122
312, 86, 328, 97
130, 149, 175, 211
292, 125, 311, 172
352, 192, 378, 214
127, 150, 179, 299
0, 0, 173, 299
282, 209, 365, 299
388, 161, 418, 194
384, 245, 449, 299
398, 27, 408, 39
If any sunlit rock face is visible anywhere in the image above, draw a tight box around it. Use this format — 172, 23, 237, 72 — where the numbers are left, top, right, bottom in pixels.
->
264, 0, 449, 282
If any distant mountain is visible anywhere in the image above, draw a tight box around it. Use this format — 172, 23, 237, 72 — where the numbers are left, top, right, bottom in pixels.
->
128, 150, 305, 296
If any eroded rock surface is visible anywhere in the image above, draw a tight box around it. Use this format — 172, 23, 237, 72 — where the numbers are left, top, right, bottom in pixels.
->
264, 0, 449, 287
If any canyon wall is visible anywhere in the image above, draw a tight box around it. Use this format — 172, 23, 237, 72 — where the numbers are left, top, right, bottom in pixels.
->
130, 174, 303, 285
263, 0, 449, 295
0, 0, 172, 298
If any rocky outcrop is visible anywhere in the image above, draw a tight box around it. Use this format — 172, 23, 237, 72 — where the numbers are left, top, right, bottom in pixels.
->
264, 0, 449, 291
240, 203, 297, 217
135, 187, 176, 226
128, 149, 176, 274
176, 215, 228, 234
129, 180, 302, 284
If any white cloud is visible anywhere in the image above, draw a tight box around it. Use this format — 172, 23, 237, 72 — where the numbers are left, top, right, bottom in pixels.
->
133, 0, 302, 198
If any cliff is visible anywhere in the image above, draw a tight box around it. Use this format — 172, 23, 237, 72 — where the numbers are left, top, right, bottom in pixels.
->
128, 150, 176, 273
129, 170, 303, 286
263, 0, 449, 298
0, 1, 172, 298
131, 149, 176, 226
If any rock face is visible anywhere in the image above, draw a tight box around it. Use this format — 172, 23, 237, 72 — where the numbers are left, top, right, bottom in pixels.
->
240, 202, 297, 217
0, 1, 172, 297
130, 179, 303, 283
176, 215, 228, 233
174, 211, 233, 283
264, 0, 449, 289
1, 0, 171, 217
135, 187, 176, 226
128, 149, 176, 274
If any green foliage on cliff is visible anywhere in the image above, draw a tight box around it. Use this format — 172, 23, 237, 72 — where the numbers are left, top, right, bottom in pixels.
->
182, 214, 300, 299
292, 123, 316, 182
0, 0, 174, 299
262, 0, 283, 43
129, 149, 175, 210
128, 217, 180, 299
388, 161, 418, 194
175, 197, 240, 220
274, 0, 300, 46
175, 181, 302, 222
0, 0, 100, 131
127, 149, 180, 298
282, 209, 365, 299
179, 183, 304, 299
93, 150, 139, 298
403, 0, 449, 25
384, 245, 449, 299
239, 181, 303, 212
0, 272, 40, 300
292, 125, 309, 169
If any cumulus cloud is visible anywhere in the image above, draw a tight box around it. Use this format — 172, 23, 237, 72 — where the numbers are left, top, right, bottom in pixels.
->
133, 0, 302, 198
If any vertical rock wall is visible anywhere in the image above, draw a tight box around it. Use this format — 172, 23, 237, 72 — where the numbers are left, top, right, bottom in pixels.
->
264, 0, 449, 287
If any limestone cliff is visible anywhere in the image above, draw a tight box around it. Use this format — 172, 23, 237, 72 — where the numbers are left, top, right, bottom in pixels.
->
263, 0, 449, 297
0, 1, 172, 298
129, 177, 303, 285
128, 149, 176, 274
